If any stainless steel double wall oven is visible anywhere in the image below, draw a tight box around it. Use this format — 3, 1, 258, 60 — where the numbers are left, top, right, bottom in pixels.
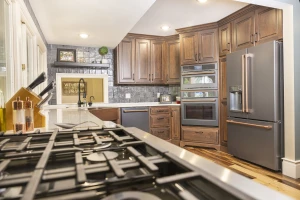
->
181, 63, 218, 126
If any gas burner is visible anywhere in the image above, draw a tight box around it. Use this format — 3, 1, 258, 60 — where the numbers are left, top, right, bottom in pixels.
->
102, 191, 161, 200
86, 151, 118, 162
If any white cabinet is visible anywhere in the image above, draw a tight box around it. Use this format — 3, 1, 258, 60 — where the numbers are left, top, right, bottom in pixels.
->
0, 0, 47, 102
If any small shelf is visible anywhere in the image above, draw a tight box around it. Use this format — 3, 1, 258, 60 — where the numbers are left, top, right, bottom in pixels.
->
54, 61, 109, 68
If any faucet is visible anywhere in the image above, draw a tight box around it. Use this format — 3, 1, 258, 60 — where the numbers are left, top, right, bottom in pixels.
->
77, 78, 86, 107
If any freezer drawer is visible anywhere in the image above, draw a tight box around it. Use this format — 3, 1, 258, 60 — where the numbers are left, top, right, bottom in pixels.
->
227, 117, 282, 170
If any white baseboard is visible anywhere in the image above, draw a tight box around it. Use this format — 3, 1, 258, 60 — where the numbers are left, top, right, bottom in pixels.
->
282, 158, 300, 178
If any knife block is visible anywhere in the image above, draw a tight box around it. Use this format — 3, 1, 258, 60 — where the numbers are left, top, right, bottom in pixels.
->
5, 87, 45, 131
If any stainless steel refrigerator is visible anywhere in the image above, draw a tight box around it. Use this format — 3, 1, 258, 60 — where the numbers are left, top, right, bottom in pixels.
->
226, 40, 283, 170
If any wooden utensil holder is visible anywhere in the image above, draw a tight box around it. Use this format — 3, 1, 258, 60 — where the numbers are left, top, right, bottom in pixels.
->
5, 87, 45, 131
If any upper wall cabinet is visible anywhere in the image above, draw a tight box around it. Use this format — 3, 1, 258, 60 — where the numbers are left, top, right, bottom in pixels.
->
135, 39, 151, 84
165, 39, 180, 84
231, 7, 283, 52
151, 40, 164, 84
218, 23, 231, 56
232, 11, 255, 52
255, 7, 283, 45
116, 38, 135, 84
179, 27, 218, 65
180, 32, 198, 65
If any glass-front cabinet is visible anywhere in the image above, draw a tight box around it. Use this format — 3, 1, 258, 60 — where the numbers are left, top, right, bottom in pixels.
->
0, 0, 13, 102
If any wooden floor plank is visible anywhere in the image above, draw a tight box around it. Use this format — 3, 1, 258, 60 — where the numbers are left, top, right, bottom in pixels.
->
185, 147, 300, 199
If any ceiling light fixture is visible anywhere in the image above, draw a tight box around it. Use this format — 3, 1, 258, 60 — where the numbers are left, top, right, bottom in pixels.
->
79, 33, 89, 39
197, 0, 207, 3
161, 25, 170, 31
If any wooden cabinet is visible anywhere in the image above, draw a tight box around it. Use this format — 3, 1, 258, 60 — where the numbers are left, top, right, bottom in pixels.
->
171, 107, 180, 140
232, 11, 255, 52
255, 7, 283, 45
232, 7, 282, 52
150, 40, 164, 84
180, 29, 218, 65
116, 38, 135, 83
180, 32, 198, 65
135, 39, 151, 83
165, 39, 180, 84
181, 126, 219, 145
149, 106, 180, 145
219, 23, 231, 56
219, 57, 227, 147
89, 108, 121, 124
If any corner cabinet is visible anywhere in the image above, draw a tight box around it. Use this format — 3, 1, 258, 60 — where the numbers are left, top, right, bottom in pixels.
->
180, 28, 218, 65
116, 38, 135, 83
165, 39, 180, 84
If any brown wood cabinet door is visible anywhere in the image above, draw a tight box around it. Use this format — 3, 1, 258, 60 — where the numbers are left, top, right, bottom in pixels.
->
255, 7, 283, 45
198, 29, 218, 63
135, 39, 151, 83
166, 40, 180, 84
219, 57, 227, 101
151, 40, 164, 84
232, 11, 255, 52
219, 23, 231, 56
180, 32, 198, 65
171, 107, 180, 140
117, 38, 135, 83
220, 101, 228, 146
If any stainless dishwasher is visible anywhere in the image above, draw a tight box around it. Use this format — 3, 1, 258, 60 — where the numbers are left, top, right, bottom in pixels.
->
121, 107, 149, 132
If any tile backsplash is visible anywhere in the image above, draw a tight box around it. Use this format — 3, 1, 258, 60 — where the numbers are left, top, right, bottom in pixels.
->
47, 44, 180, 105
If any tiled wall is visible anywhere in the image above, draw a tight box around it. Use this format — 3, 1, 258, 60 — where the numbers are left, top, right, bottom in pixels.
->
47, 44, 180, 105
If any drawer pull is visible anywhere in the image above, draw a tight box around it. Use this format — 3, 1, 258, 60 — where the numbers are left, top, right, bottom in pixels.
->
157, 110, 168, 112
227, 120, 272, 130
195, 131, 203, 134
157, 117, 165, 120
157, 131, 165, 134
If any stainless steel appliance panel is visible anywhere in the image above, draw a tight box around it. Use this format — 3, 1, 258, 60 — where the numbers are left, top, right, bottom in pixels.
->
121, 107, 149, 132
181, 99, 218, 126
247, 41, 282, 122
226, 49, 248, 119
227, 117, 281, 170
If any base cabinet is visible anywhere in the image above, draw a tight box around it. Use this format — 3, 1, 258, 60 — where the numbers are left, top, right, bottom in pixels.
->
149, 106, 181, 145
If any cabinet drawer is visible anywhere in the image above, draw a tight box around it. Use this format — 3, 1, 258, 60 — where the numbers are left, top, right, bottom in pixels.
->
150, 107, 170, 115
181, 126, 219, 144
150, 114, 170, 128
151, 128, 170, 140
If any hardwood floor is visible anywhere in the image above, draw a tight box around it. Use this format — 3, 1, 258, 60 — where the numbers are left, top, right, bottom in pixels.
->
185, 147, 300, 199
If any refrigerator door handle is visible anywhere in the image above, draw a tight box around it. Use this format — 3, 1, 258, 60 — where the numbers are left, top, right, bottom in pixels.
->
244, 53, 253, 113
227, 120, 272, 130
242, 54, 246, 113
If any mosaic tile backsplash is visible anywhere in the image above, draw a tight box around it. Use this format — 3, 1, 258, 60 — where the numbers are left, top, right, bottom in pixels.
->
47, 44, 180, 105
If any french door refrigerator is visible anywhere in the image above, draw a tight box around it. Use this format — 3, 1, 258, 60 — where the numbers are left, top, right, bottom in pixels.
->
226, 41, 283, 170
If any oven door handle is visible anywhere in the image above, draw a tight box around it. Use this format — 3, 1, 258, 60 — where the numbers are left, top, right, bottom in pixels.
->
182, 99, 217, 102
181, 71, 216, 76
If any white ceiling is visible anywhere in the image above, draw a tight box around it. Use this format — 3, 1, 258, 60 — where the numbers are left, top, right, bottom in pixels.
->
29, 0, 248, 48
29, 0, 156, 48
130, 0, 248, 36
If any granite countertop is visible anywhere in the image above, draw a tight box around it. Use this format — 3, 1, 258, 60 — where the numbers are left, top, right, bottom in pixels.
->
4, 108, 116, 135
42, 102, 181, 109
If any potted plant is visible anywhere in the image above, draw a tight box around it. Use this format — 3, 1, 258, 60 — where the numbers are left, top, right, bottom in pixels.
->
98, 46, 109, 64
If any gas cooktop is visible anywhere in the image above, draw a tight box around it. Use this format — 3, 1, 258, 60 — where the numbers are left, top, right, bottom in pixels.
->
0, 127, 242, 200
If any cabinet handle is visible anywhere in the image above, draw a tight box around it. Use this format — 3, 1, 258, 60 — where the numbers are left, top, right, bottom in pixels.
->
157, 117, 165, 120
198, 53, 201, 60
152, 74, 154, 81
227, 43, 230, 51
195, 53, 197, 61
255, 32, 258, 42
133, 73, 134, 81
166, 74, 169, 82
250, 34, 254, 44
171, 111, 173, 117
195, 131, 203, 134
157, 131, 165, 134
149, 74, 151, 81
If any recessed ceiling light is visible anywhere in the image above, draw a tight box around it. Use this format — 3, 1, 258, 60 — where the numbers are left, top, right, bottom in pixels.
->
79, 33, 89, 39
161, 25, 170, 31
197, 0, 207, 3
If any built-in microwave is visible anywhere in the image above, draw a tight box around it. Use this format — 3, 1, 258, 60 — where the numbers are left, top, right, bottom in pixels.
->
181, 90, 219, 126
181, 63, 218, 90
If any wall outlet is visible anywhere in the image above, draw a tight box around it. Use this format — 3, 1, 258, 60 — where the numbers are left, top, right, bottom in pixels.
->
157, 93, 160, 98
125, 93, 131, 99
